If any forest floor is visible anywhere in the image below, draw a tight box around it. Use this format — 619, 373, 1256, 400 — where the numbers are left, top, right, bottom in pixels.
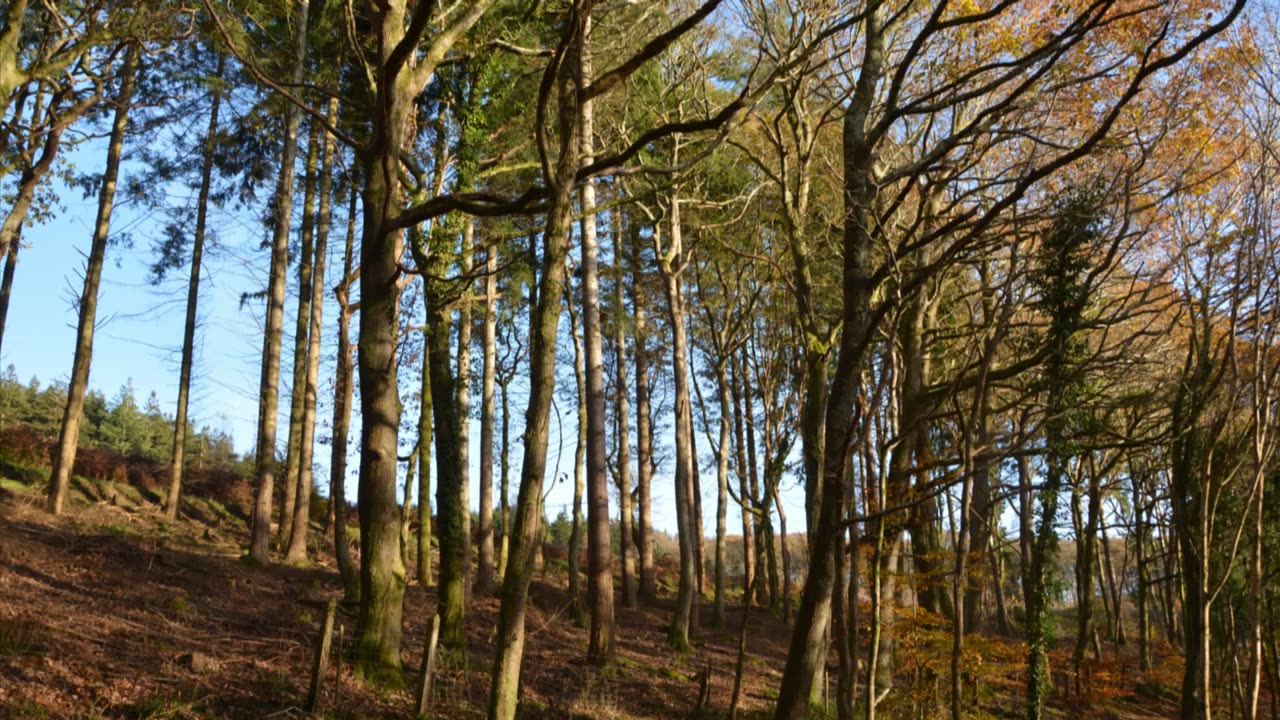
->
0, 470, 1189, 719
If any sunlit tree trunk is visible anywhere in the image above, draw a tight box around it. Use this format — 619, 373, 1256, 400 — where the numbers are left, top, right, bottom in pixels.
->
457, 219, 474, 601
286, 107, 337, 563
633, 228, 656, 602
612, 207, 637, 609
165, 55, 224, 520
417, 316, 434, 588
330, 186, 359, 602
659, 189, 698, 651
487, 22, 581, 716
568, 282, 587, 622
579, 37, 615, 658
476, 243, 498, 594
773, 8, 882, 711
280, 122, 321, 548
47, 46, 139, 515
249, 2, 308, 563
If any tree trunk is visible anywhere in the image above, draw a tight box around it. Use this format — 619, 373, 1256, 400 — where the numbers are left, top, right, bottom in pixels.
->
660, 191, 698, 651
330, 187, 359, 602
497, 379, 511, 580
730, 359, 755, 601
165, 54, 224, 521
286, 107, 337, 563
0, 228, 17, 361
457, 219, 474, 602
249, 3, 309, 563
487, 32, 581, 717
576, 27, 615, 662
46, 46, 138, 515
611, 205, 636, 609
476, 244, 498, 594
773, 10, 882, 712
712, 362, 731, 626
417, 316, 434, 588
569, 284, 587, 622
280, 121, 321, 548
633, 226, 656, 603
427, 255, 468, 648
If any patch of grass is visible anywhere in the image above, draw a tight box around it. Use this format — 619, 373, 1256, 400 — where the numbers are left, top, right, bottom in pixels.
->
4, 701, 50, 718
167, 595, 194, 617
0, 618, 46, 658
96, 521, 130, 537
0, 458, 47, 486
0, 477, 33, 493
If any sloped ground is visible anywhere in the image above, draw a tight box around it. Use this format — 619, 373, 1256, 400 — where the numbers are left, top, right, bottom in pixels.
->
0, 471, 1188, 719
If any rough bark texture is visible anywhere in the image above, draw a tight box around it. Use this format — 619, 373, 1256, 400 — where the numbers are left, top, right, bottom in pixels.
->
46, 46, 138, 515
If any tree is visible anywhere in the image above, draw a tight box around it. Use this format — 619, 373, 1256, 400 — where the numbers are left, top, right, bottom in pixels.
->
47, 44, 139, 515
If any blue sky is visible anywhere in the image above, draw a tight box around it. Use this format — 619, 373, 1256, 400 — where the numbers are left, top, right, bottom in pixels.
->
0, 138, 792, 539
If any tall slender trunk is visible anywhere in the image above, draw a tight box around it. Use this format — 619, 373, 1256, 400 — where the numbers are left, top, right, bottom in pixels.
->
417, 315, 434, 587
774, 8, 882, 712
579, 40, 615, 659
330, 188, 359, 602
613, 206, 637, 609
476, 244, 498, 594
774, 484, 791, 621
250, 3, 309, 563
660, 190, 698, 651
497, 378, 511, 580
743, 352, 767, 607
730, 358, 755, 601
280, 121, 321, 548
427, 249, 468, 648
634, 230, 656, 602
569, 284, 587, 622
47, 46, 139, 515
165, 54, 225, 521
691, 409, 706, 605
1131, 462, 1150, 671
712, 362, 731, 626
487, 25, 582, 717
1073, 461, 1102, 672
286, 107, 336, 563
457, 219, 474, 601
